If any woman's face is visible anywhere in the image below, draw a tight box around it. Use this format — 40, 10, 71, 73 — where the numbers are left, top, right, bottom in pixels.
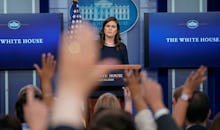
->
104, 21, 118, 38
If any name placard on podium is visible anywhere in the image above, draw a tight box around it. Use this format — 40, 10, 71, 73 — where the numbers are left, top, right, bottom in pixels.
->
98, 64, 141, 87
91, 64, 141, 97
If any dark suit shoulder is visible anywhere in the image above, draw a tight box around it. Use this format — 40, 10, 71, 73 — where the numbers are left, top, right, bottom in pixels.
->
156, 114, 179, 130
48, 126, 85, 130
187, 125, 207, 130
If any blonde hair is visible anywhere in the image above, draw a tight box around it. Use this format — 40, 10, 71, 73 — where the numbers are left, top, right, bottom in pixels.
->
18, 84, 42, 97
93, 92, 121, 114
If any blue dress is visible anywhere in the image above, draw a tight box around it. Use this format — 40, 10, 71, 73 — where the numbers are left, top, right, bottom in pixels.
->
100, 43, 129, 64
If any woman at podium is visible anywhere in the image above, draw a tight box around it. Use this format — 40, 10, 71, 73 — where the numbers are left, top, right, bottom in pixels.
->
99, 17, 129, 64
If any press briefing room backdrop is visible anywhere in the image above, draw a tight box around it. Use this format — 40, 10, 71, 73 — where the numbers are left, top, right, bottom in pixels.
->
0, 0, 219, 119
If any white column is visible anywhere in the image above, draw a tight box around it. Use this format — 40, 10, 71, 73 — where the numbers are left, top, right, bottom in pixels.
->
32, 0, 36, 13
33, 70, 37, 86
5, 71, 9, 114
3, 0, 7, 13
3, 0, 8, 114
199, 0, 203, 12
171, 0, 175, 12
32, 0, 37, 86
171, 69, 176, 97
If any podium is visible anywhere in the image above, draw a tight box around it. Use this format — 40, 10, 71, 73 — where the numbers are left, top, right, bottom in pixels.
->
92, 64, 142, 97
87, 64, 142, 123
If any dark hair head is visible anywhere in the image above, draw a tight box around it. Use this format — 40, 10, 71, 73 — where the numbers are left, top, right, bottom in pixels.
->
99, 16, 122, 51
0, 115, 22, 130
186, 91, 210, 123
15, 84, 43, 123
89, 109, 135, 130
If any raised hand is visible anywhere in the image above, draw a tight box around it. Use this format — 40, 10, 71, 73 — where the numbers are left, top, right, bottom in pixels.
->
173, 65, 207, 128
24, 88, 48, 130
183, 65, 207, 96
124, 69, 147, 112
34, 53, 56, 108
140, 70, 165, 112
50, 22, 118, 129
124, 69, 141, 99
57, 23, 118, 97
34, 52, 56, 82
123, 86, 132, 114
123, 86, 132, 102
